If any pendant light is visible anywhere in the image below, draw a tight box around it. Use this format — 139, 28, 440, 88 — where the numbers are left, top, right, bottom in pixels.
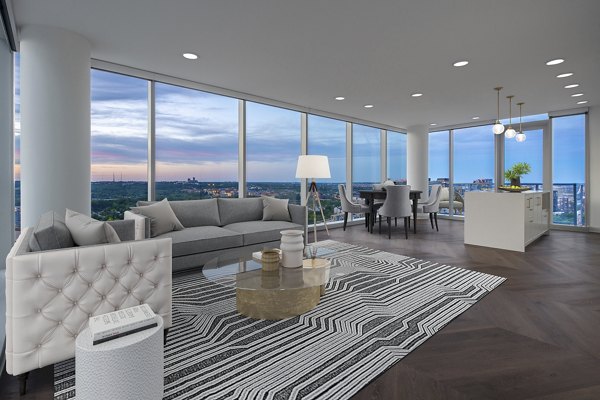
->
515, 102, 526, 142
505, 95, 517, 139
492, 87, 505, 134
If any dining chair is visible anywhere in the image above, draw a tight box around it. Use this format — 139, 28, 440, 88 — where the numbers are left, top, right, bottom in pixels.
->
417, 184, 442, 231
338, 184, 371, 231
377, 185, 412, 239
418, 184, 441, 205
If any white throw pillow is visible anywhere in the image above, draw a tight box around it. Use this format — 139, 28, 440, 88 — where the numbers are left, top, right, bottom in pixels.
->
131, 198, 185, 237
65, 209, 121, 246
262, 196, 292, 222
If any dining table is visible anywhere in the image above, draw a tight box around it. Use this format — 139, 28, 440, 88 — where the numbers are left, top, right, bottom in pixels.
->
359, 189, 423, 234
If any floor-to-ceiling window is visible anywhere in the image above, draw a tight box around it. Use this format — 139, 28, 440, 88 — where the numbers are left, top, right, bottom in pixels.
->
155, 83, 238, 200
453, 125, 495, 215
504, 128, 543, 189
387, 131, 407, 184
90, 70, 148, 220
13, 53, 20, 231
307, 115, 346, 223
429, 130, 451, 214
552, 114, 586, 226
246, 102, 301, 203
352, 124, 381, 204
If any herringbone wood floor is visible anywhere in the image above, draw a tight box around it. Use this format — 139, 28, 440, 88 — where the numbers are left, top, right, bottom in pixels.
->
2, 219, 600, 399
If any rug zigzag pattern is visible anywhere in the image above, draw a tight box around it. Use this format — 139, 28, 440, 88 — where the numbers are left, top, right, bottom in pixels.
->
54, 240, 504, 400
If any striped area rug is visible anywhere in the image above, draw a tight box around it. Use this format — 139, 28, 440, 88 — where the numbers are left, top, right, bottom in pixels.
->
54, 240, 505, 400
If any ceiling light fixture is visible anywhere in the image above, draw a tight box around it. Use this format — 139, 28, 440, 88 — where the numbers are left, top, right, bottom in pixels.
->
556, 72, 573, 78
335, 96, 345, 100
504, 95, 517, 139
492, 87, 505, 135
453, 60, 469, 67
564, 84, 579, 89
546, 58, 564, 66
182, 53, 198, 60
430, 123, 437, 126
364, 104, 374, 108
411, 93, 423, 97
577, 100, 588, 104
472, 116, 480, 120
571, 93, 584, 97
515, 102, 526, 143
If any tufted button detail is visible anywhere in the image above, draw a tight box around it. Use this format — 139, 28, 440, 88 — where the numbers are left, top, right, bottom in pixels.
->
101, 264, 106, 269
101, 295, 106, 299
36, 308, 41, 313
153, 284, 157, 288
88, 283, 92, 287
37, 344, 41, 348
139, 273, 143, 277
115, 277, 119, 282
58, 321, 62, 325
36, 274, 41, 279
88, 313, 92, 317
73, 301, 77, 305
154, 256, 158, 260
73, 268, 77, 273
128, 290, 132, 294
58, 289, 62, 293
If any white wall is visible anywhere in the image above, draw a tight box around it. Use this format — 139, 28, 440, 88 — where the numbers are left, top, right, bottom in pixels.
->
589, 106, 600, 232
0, 38, 14, 264
20, 26, 91, 227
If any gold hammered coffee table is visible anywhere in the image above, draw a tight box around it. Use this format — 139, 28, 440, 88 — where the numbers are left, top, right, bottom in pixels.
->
202, 250, 332, 320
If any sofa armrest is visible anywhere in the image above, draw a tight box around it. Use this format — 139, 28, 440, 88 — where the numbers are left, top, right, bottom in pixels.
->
289, 204, 307, 227
124, 210, 150, 240
106, 219, 135, 241
5, 236, 172, 376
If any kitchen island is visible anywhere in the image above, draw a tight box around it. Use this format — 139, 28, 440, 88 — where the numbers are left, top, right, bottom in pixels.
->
464, 191, 550, 252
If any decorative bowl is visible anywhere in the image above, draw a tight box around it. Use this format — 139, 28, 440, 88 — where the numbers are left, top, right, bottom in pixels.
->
498, 186, 532, 193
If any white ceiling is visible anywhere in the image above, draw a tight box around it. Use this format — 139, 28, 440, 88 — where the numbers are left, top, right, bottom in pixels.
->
11, 0, 600, 129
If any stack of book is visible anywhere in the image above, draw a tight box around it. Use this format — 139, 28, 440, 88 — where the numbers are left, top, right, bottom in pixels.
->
89, 304, 158, 345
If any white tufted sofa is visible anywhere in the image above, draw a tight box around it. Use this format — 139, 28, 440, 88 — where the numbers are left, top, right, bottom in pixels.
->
5, 227, 172, 391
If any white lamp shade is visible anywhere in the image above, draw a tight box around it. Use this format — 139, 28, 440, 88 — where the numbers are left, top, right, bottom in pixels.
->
492, 122, 505, 135
515, 132, 526, 142
295, 155, 331, 179
505, 128, 517, 139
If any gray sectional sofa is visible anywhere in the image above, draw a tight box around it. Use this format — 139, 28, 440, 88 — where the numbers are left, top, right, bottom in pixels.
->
125, 198, 306, 271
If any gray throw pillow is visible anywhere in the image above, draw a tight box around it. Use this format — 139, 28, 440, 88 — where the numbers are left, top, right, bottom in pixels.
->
262, 196, 291, 222
137, 199, 221, 227
29, 211, 75, 252
131, 198, 185, 237
65, 209, 121, 246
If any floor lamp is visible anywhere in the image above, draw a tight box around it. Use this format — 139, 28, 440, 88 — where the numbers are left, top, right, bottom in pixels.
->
295, 155, 331, 242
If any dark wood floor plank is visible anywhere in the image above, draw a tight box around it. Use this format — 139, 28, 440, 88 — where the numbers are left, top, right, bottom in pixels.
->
2, 219, 599, 399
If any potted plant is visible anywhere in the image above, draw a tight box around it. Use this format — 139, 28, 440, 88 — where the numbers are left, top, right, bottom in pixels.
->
504, 162, 531, 187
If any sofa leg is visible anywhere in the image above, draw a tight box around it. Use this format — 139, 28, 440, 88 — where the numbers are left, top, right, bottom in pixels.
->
164, 328, 169, 346
18, 372, 29, 396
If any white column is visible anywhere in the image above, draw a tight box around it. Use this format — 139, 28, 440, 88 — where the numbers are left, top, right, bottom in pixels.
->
407, 124, 429, 194
20, 26, 91, 227
0, 38, 14, 261
589, 106, 600, 231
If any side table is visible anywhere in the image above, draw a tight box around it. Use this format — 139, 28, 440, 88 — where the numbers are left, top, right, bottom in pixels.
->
75, 314, 164, 400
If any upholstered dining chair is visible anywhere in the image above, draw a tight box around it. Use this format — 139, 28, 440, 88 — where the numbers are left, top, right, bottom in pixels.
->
418, 184, 441, 205
338, 184, 371, 231
377, 185, 412, 239
417, 184, 442, 231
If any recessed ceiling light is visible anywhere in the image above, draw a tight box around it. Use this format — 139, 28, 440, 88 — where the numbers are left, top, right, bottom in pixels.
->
556, 72, 573, 78
546, 58, 564, 66
571, 93, 584, 97
335, 96, 345, 101
411, 93, 423, 97
364, 104, 374, 108
453, 60, 469, 67
472, 116, 480, 120
576, 100, 588, 104
183, 53, 198, 60
564, 84, 579, 89
430, 123, 437, 126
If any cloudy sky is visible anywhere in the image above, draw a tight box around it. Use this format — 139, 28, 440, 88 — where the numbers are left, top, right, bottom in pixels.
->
13, 55, 584, 185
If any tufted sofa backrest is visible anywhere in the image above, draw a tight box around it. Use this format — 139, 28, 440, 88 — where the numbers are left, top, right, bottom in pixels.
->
5, 228, 172, 376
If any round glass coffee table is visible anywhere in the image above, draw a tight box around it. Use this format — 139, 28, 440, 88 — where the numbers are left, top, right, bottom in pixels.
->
203, 252, 331, 320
